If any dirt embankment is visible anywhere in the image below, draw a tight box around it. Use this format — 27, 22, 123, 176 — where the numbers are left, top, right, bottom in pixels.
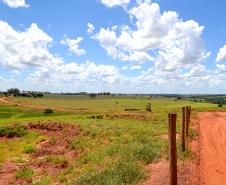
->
0, 122, 83, 185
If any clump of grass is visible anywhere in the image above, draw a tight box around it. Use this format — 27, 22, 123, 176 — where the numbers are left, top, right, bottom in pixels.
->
23, 145, 37, 154
58, 167, 74, 183
132, 143, 162, 164
49, 137, 57, 145
0, 124, 27, 138
188, 128, 198, 140
69, 138, 88, 150
29, 176, 51, 185
177, 147, 193, 161
76, 159, 144, 185
16, 167, 34, 179
45, 156, 69, 168
12, 157, 27, 164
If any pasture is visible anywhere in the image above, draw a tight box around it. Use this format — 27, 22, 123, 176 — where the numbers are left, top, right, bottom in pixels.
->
0, 95, 222, 184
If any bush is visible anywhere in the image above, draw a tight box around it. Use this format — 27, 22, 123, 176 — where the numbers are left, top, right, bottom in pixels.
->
23, 145, 37, 154
146, 103, 152, 112
43, 108, 53, 116
0, 125, 27, 138
16, 167, 34, 179
218, 103, 223, 107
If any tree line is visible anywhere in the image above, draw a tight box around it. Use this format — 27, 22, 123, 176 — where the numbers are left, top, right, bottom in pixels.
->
1, 88, 44, 98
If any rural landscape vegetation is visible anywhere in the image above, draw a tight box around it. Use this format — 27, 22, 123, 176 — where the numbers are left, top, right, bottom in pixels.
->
1, 0, 226, 185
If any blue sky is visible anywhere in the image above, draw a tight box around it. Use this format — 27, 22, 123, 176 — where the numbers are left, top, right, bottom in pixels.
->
1, 0, 226, 93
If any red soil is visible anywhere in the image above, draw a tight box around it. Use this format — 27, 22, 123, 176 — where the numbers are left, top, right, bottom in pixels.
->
143, 111, 226, 185
198, 112, 226, 185
0, 122, 82, 184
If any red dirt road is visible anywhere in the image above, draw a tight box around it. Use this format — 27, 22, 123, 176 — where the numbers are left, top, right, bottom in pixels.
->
198, 112, 226, 185
143, 112, 226, 185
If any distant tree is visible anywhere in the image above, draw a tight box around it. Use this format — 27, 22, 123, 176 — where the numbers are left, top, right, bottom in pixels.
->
36, 93, 44, 98
31, 92, 44, 98
89, 93, 97, 98
7, 88, 20, 96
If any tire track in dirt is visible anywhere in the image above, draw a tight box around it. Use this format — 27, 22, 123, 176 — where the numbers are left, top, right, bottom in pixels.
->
198, 112, 226, 185
0, 97, 90, 113
0, 97, 47, 110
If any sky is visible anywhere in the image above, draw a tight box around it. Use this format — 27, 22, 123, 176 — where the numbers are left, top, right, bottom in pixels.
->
1, 0, 226, 94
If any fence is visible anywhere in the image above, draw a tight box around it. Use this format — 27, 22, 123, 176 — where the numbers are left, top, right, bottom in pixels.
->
168, 106, 192, 185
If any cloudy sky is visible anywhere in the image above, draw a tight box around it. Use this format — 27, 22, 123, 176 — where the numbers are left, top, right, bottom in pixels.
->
1, 0, 226, 93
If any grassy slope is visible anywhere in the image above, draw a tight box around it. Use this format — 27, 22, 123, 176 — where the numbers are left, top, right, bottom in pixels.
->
0, 95, 223, 184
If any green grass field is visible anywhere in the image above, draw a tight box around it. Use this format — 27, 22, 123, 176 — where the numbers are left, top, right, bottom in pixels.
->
0, 95, 223, 184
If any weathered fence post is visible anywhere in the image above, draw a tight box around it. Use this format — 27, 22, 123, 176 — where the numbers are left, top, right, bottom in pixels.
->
168, 113, 177, 185
182, 107, 186, 152
188, 106, 192, 124
185, 106, 189, 137
185, 106, 192, 137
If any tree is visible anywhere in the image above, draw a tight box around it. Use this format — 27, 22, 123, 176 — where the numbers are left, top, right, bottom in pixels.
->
89, 93, 97, 98
7, 88, 20, 96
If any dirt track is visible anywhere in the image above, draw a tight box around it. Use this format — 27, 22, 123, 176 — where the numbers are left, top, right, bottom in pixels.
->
198, 112, 226, 185
0, 97, 46, 110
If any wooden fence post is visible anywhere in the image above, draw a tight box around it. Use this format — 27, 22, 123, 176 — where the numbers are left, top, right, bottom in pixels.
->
188, 106, 192, 124
168, 113, 177, 185
185, 106, 189, 137
182, 107, 186, 152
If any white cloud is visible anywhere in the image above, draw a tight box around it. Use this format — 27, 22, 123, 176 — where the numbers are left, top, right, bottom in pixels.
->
216, 64, 226, 71
27, 60, 124, 89
87, 22, 95, 34
2, 0, 29, 8
122, 65, 141, 70
0, 20, 62, 70
61, 36, 86, 56
216, 45, 226, 62
0, 20, 127, 92
0, 76, 17, 91
100, 0, 130, 8
95, 1, 209, 70
121, 66, 128, 70
1, 3, 225, 93
130, 65, 141, 70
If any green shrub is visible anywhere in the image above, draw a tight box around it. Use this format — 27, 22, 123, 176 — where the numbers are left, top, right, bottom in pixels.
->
16, 167, 34, 179
146, 103, 152, 112
0, 125, 27, 138
23, 145, 37, 154
43, 109, 53, 116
